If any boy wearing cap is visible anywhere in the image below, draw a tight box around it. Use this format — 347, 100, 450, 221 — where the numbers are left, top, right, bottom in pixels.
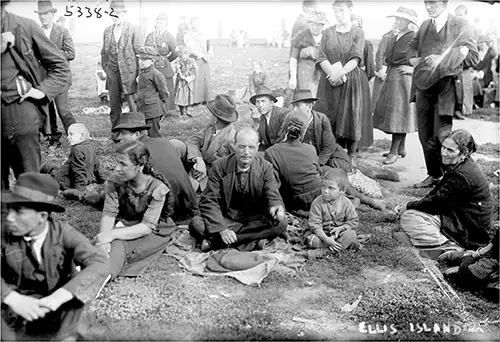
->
136, 46, 170, 138
1, 172, 109, 340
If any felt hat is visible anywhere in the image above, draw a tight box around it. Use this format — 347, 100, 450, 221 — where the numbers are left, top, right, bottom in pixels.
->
157, 12, 168, 21
207, 94, 238, 123
290, 89, 318, 104
249, 86, 277, 105
112, 112, 152, 132
387, 6, 418, 25
136, 46, 159, 59
109, 0, 127, 12
34, 0, 57, 14
2, 172, 64, 212
307, 10, 328, 25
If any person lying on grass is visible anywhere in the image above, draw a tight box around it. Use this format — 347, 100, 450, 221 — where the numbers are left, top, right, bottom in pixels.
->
94, 140, 176, 279
304, 170, 359, 252
41, 123, 105, 208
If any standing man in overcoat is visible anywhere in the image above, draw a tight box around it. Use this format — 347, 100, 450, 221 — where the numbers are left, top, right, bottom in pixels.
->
100, 0, 142, 142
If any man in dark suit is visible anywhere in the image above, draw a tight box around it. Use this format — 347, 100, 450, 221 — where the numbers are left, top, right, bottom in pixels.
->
1, 172, 109, 340
1, 0, 70, 189
36, 0, 76, 146
407, 0, 478, 188
250, 86, 290, 151
189, 127, 287, 251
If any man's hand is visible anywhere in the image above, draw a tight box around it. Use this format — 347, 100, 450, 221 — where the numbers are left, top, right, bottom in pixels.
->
375, 69, 387, 81
408, 57, 420, 67
99, 242, 111, 257
459, 46, 469, 59
190, 157, 207, 181
330, 227, 345, 239
220, 229, 237, 245
397, 65, 414, 75
95, 230, 114, 246
326, 237, 342, 252
424, 54, 440, 68
1, 31, 15, 53
3, 292, 50, 322
269, 205, 285, 221
19, 87, 45, 103
38, 288, 73, 312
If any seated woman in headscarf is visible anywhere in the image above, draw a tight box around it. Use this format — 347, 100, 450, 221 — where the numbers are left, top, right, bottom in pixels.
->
399, 129, 492, 255
94, 140, 176, 280
264, 109, 323, 217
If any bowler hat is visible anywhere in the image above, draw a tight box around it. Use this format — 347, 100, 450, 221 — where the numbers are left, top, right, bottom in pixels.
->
207, 94, 239, 123
112, 112, 152, 132
290, 89, 318, 104
387, 6, 418, 25
249, 86, 277, 105
109, 0, 127, 12
136, 46, 159, 59
2, 172, 64, 212
34, 0, 57, 14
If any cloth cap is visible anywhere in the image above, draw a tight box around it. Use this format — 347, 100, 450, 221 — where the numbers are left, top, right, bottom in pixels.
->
136, 46, 159, 59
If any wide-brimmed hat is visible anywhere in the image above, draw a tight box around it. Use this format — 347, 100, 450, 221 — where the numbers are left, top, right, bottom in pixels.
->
157, 12, 168, 21
207, 94, 238, 123
109, 0, 127, 12
307, 10, 328, 25
136, 46, 159, 59
34, 0, 57, 14
387, 6, 418, 25
112, 112, 152, 132
2, 172, 64, 212
291, 89, 318, 104
249, 86, 277, 105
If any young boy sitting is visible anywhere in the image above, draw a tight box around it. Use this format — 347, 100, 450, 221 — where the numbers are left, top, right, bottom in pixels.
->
304, 170, 359, 252
136, 46, 169, 137
41, 123, 104, 206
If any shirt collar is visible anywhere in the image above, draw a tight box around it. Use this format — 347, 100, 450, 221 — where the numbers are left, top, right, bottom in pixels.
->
237, 165, 251, 174
24, 222, 49, 242
433, 10, 449, 33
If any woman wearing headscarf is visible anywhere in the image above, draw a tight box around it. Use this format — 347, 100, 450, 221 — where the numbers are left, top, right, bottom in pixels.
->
373, 7, 418, 165
314, 0, 372, 167
145, 13, 178, 112
399, 129, 492, 252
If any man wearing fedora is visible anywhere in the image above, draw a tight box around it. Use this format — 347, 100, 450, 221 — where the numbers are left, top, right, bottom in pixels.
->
101, 0, 143, 142
36, 0, 77, 147
407, 0, 478, 188
1, 172, 109, 340
189, 127, 287, 251
1, 0, 70, 190
136, 45, 169, 138
285, 89, 351, 172
250, 85, 290, 152
170, 94, 238, 192
112, 112, 199, 222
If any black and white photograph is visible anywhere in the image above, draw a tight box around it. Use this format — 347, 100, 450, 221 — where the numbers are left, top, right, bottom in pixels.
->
1, 0, 499, 340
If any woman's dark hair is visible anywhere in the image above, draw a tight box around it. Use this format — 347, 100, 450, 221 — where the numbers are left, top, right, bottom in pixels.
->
446, 129, 477, 157
286, 124, 303, 141
333, 0, 353, 9
114, 140, 174, 218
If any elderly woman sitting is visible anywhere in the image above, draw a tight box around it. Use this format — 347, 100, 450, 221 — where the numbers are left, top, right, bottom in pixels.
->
400, 129, 492, 253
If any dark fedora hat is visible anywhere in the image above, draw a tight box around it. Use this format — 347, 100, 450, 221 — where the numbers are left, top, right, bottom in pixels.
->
249, 86, 277, 105
136, 46, 159, 59
2, 172, 64, 212
112, 112, 152, 132
207, 94, 238, 123
34, 0, 57, 14
290, 89, 318, 104
109, 0, 127, 12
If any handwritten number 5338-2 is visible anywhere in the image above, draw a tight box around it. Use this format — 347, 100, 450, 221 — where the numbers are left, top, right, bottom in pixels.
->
64, 5, 118, 19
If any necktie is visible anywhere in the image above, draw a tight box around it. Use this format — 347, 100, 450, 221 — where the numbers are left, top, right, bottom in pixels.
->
430, 19, 437, 35
25, 239, 39, 267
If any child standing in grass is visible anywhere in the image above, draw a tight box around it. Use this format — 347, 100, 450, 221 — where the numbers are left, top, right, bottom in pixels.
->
305, 170, 359, 252
174, 48, 198, 117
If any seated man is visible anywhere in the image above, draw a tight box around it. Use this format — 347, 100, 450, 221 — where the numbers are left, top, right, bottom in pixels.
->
113, 112, 199, 222
170, 94, 238, 192
189, 127, 287, 251
1, 172, 109, 341
250, 86, 290, 151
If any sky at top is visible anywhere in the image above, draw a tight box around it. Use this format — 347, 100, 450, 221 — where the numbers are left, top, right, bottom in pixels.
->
6, 0, 499, 43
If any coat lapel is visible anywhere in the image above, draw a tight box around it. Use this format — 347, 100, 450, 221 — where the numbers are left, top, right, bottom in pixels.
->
223, 156, 237, 206
42, 221, 64, 292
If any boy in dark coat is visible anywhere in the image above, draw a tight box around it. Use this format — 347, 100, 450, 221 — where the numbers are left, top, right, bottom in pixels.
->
1, 173, 109, 340
136, 46, 169, 137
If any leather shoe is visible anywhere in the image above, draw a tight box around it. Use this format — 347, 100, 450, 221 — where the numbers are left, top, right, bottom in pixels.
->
454, 111, 466, 120
413, 176, 440, 188
383, 154, 399, 165
382, 149, 407, 158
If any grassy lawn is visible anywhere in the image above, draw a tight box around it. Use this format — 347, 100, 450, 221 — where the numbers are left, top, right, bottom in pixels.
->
45, 43, 500, 340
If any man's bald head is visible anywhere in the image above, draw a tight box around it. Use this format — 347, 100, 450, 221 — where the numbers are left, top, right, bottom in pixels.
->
235, 127, 259, 145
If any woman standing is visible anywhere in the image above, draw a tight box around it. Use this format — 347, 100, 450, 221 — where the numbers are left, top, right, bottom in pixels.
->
288, 10, 328, 97
145, 13, 179, 113
314, 0, 372, 166
371, 29, 397, 113
184, 17, 211, 106
373, 7, 418, 165
95, 140, 176, 279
